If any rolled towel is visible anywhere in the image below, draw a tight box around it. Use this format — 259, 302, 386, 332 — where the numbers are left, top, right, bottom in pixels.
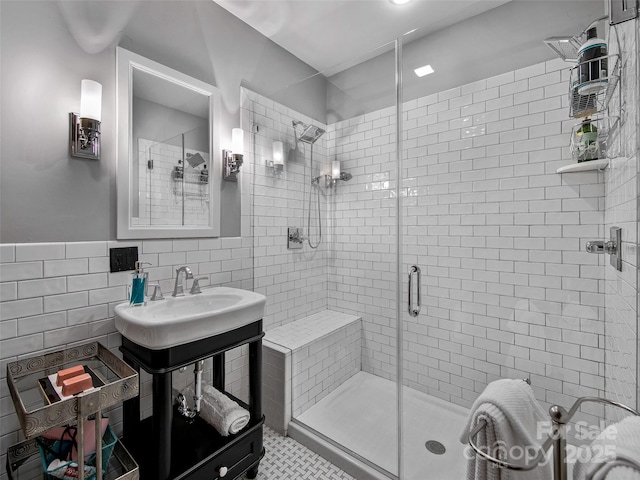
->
573, 416, 640, 480
184, 384, 250, 436
460, 379, 551, 480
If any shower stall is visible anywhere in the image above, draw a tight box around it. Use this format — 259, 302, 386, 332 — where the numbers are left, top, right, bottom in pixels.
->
244, 10, 639, 480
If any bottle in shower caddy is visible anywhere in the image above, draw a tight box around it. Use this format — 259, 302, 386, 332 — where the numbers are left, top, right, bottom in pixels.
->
173, 160, 184, 180
200, 164, 208, 183
577, 26, 608, 95
575, 118, 599, 162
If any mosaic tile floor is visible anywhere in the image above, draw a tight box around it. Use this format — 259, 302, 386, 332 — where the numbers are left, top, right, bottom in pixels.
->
244, 426, 356, 480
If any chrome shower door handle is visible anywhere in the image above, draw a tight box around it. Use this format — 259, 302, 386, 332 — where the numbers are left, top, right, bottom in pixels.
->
408, 265, 421, 317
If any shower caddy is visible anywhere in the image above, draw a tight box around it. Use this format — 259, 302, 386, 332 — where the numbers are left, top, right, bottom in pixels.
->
5, 341, 140, 480
467, 394, 640, 480
547, 16, 623, 174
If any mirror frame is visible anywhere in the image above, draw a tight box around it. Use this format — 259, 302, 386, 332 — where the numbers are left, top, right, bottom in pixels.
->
116, 47, 221, 239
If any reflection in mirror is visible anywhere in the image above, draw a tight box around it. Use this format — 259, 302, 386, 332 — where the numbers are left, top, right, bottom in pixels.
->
116, 47, 220, 239
135, 126, 210, 227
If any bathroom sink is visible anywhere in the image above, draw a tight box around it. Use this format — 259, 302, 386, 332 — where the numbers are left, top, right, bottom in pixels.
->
114, 287, 266, 350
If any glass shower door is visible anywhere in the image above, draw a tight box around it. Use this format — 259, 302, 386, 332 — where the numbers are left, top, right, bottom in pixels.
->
246, 39, 402, 478
395, 28, 472, 478
397, 13, 638, 479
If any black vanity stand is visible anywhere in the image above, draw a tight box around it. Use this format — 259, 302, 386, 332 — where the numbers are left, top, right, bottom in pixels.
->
120, 320, 264, 480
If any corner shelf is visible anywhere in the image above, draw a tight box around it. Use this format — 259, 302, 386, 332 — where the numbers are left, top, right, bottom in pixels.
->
556, 158, 609, 173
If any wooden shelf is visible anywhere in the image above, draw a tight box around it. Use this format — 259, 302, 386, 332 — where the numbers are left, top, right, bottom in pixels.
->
556, 159, 609, 174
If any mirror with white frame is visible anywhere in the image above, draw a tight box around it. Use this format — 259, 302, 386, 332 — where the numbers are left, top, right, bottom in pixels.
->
116, 47, 221, 239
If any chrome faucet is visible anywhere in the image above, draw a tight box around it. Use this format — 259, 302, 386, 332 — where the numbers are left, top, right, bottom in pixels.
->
172, 266, 193, 297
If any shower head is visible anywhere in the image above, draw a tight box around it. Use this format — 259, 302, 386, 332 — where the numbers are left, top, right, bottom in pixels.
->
185, 152, 205, 168
293, 120, 325, 144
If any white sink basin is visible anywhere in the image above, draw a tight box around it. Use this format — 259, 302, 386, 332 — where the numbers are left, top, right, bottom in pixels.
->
114, 287, 266, 350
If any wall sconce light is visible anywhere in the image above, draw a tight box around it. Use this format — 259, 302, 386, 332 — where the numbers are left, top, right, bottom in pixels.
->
70, 79, 102, 160
328, 159, 352, 187
267, 140, 284, 176
332, 160, 341, 180
330, 160, 341, 187
223, 128, 244, 182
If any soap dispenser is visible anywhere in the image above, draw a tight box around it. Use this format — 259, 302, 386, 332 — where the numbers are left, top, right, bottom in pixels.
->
130, 261, 150, 306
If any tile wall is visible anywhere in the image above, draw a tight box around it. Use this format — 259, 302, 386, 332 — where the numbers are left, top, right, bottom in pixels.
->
241, 89, 330, 330
328, 57, 610, 422
263, 311, 361, 433
262, 341, 292, 435
326, 107, 399, 381
604, 17, 639, 416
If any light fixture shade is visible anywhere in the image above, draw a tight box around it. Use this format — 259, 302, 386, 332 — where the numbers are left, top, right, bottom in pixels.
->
332, 160, 341, 179
273, 141, 284, 166
80, 79, 102, 121
232, 128, 244, 155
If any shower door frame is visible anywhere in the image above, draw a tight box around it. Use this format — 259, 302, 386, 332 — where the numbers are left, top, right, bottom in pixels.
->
393, 36, 406, 480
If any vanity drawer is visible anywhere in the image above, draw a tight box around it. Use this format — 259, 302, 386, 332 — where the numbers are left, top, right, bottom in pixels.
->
184, 424, 264, 480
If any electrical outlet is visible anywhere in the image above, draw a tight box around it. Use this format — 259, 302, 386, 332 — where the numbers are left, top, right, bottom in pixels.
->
110, 247, 138, 272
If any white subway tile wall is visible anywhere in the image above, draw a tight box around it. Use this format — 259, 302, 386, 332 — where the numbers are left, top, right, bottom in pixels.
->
264, 310, 361, 417
241, 89, 330, 330
262, 341, 292, 435
326, 106, 399, 382
328, 57, 611, 423
604, 18, 639, 418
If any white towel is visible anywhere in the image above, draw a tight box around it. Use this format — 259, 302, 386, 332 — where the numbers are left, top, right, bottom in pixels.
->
185, 384, 250, 437
573, 416, 640, 480
460, 379, 551, 480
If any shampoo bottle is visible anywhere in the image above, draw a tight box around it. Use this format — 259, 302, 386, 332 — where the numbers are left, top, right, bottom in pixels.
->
577, 26, 608, 95
130, 261, 149, 306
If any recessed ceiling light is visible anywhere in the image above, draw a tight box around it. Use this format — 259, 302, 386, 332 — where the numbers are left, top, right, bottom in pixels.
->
391, 0, 412, 5
414, 64, 434, 77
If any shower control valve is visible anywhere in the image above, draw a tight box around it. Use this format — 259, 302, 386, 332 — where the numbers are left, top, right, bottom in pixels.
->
288, 227, 304, 250
585, 227, 622, 271
586, 239, 618, 254
585, 240, 605, 253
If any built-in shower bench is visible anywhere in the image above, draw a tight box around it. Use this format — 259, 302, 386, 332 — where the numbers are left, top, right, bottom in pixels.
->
262, 310, 361, 435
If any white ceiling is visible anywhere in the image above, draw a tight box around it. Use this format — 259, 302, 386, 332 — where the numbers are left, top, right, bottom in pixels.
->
213, 0, 512, 75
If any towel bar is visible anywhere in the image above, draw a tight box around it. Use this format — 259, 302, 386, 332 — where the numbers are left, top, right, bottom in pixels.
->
467, 395, 640, 480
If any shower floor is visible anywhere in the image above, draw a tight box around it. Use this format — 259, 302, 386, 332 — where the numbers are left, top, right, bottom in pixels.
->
295, 371, 468, 480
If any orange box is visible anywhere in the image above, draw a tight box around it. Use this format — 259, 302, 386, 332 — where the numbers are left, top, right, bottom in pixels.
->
61, 373, 92, 396
56, 365, 85, 386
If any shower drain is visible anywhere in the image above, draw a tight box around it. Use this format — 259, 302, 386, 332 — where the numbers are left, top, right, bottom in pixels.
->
425, 440, 446, 455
